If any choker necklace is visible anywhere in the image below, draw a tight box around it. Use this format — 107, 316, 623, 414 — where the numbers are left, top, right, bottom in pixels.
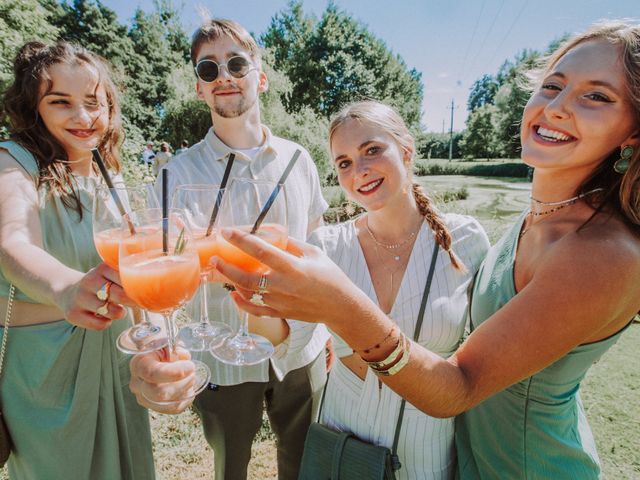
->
365, 216, 421, 261
529, 187, 603, 216
520, 187, 603, 238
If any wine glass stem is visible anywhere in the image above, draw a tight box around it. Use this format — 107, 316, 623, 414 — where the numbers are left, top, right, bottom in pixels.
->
163, 312, 177, 356
238, 311, 251, 339
199, 274, 210, 327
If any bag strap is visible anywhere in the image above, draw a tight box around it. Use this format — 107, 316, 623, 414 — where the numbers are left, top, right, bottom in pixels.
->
391, 241, 439, 469
0, 284, 15, 379
331, 431, 353, 480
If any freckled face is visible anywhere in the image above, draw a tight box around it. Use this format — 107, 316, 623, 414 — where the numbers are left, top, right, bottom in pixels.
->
331, 118, 411, 212
38, 62, 109, 160
521, 39, 638, 174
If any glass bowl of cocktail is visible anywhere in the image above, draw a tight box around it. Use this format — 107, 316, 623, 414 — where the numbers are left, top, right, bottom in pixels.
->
119, 208, 211, 400
172, 184, 233, 351
209, 178, 288, 366
92, 184, 167, 354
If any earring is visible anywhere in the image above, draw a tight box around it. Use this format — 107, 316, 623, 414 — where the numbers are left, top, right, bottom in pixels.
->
614, 145, 634, 174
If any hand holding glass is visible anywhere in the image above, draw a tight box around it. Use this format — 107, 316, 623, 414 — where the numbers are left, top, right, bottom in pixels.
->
210, 178, 289, 366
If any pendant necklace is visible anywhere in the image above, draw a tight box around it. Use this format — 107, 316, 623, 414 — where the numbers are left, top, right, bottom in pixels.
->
365, 216, 421, 261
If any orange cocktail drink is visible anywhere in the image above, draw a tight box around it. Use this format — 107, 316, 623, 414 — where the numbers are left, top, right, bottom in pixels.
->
192, 228, 220, 271
119, 248, 200, 314
216, 223, 288, 273
95, 226, 163, 270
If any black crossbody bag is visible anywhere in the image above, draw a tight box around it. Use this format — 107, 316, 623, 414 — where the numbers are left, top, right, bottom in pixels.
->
298, 243, 439, 480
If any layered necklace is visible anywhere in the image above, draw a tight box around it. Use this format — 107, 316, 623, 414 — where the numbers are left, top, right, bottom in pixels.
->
364, 216, 421, 261
520, 187, 603, 238
364, 215, 422, 310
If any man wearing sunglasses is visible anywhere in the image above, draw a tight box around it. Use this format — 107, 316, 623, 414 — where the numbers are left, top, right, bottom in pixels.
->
130, 18, 330, 480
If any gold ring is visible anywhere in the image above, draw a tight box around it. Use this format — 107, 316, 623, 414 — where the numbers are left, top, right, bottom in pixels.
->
96, 301, 110, 317
96, 281, 113, 302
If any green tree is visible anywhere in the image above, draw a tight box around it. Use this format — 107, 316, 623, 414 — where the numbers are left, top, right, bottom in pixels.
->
0, 0, 59, 134
460, 104, 498, 160
263, 1, 423, 127
467, 74, 499, 112
415, 131, 463, 159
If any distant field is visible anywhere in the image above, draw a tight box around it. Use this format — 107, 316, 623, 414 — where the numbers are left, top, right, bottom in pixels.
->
414, 158, 531, 178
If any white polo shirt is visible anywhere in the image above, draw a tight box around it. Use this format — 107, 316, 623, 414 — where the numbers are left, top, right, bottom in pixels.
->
158, 126, 330, 385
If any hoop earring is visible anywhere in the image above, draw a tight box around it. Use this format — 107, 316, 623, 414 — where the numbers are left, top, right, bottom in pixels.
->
614, 145, 633, 174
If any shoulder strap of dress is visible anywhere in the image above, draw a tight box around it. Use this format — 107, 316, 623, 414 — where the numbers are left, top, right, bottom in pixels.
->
0, 141, 39, 184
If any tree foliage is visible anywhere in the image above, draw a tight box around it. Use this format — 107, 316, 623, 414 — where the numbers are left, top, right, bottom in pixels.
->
262, 1, 423, 127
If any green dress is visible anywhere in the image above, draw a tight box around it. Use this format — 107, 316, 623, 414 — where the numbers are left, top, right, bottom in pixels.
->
0, 142, 155, 479
456, 212, 629, 479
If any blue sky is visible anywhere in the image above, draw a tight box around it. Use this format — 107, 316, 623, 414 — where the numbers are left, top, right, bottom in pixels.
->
104, 0, 637, 131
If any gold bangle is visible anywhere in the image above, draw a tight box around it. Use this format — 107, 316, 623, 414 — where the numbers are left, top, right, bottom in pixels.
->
374, 341, 411, 377
365, 333, 405, 370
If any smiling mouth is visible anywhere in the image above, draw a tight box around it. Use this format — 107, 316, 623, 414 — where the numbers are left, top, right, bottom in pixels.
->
358, 178, 383, 194
534, 125, 576, 143
67, 129, 96, 138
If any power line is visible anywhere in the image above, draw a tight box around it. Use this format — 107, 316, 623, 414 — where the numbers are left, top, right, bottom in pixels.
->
462, 0, 506, 84
455, 0, 487, 83
485, 0, 530, 68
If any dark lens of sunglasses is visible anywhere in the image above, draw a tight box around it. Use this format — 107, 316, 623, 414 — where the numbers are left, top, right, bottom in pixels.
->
227, 57, 251, 78
197, 61, 219, 82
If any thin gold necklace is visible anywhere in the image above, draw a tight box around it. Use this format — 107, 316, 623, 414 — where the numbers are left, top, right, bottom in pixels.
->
365, 215, 422, 260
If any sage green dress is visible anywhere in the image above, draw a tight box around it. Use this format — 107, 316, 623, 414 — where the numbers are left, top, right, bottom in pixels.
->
0, 142, 155, 479
455, 211, 629, 479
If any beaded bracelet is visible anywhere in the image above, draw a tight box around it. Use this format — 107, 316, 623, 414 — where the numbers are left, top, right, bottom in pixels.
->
364, 332, 405, 370
357, 324, 398, 355
372, 340, 411, 377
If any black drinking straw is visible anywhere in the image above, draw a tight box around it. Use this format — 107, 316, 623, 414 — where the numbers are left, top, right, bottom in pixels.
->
91, 148, 136, 235
250, 149, 301, 234
206, 153, 236, 237
162, 169, 169, 254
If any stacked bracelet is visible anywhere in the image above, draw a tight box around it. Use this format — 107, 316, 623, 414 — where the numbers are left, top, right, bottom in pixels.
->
374, 341, 411, 376
365, 333, 411, 376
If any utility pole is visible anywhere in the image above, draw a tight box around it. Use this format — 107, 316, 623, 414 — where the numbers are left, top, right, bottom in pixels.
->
448, 99, 456, 161
442, 119, 445, 135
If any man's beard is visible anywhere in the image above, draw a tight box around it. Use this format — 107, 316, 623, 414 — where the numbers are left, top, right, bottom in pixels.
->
213, 92, 257, 118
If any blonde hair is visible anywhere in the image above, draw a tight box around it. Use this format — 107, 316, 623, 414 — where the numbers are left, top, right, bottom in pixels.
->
190, 18, 262, 68
329, 100, 465, 270
533, 20, 640, 227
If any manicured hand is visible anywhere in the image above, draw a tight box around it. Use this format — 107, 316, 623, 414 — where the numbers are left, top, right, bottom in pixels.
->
58, 263, 137, 331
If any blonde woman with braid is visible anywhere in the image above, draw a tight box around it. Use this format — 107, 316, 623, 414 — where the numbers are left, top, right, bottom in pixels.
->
303, 101, 489, 479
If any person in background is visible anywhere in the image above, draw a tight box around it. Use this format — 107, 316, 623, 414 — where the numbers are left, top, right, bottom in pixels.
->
140, 141, 155, 166
153, 141, 172, 175
208, 21, 640, 480
175, 139, 189, 155
0, 41, 154, 479
129, 18, 330, 480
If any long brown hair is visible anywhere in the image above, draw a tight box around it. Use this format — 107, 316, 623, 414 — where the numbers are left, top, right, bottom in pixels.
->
532, 21, 640, 228
329, 100, 465, 270
2, 41, 123, 218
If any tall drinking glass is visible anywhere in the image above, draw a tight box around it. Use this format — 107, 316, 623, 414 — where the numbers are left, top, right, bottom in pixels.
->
172, 184, 232, 351
209, 178, 289, 366
92, 184, 166, 354
119, 208, 211, 400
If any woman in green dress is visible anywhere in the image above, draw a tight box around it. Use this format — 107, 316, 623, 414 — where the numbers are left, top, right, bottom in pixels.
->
0, 42, 154, 479
191, 21, 640, 479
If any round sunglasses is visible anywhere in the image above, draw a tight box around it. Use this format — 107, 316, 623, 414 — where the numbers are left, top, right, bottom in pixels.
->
194, 56, 255, 83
